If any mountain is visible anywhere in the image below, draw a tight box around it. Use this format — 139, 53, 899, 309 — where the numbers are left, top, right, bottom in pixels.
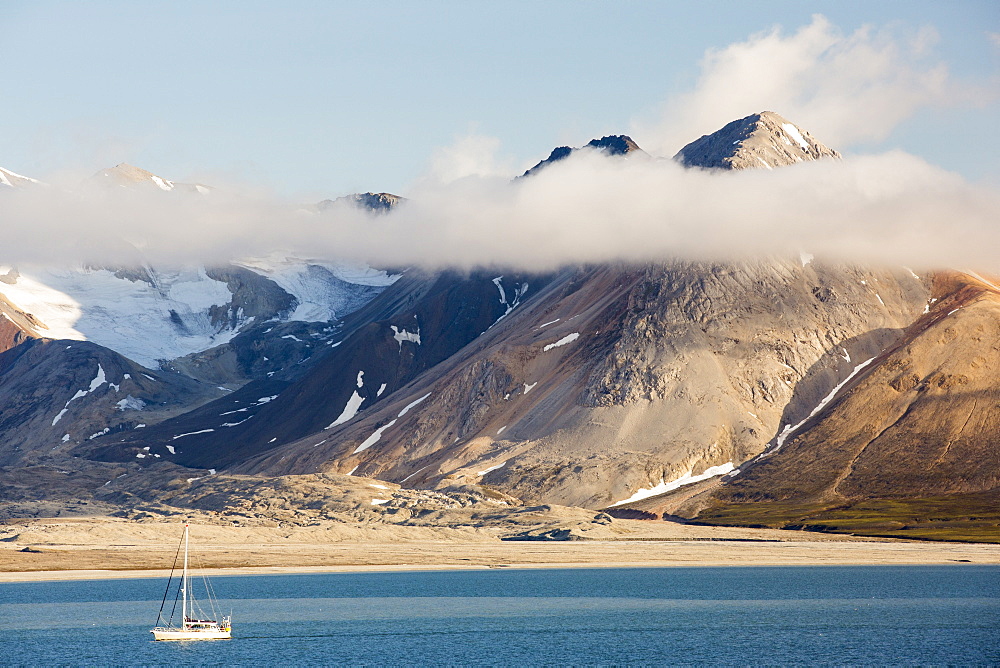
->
81, 118, 937, 517
521, 135, 645, 178
93, 163, 211, 194
620, 271, 1000, 541
3, 112, 993, 543
0, 167, 402, 473
318, 192, 404, 212
674, 111, 840, 170
0, 165, 40, 189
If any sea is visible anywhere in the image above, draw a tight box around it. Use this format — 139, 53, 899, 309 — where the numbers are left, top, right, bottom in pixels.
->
2, 565, 998, 665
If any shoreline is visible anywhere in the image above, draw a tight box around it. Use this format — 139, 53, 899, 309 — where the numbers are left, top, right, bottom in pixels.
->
4, 517, 999, 583
5, 538, 999, 583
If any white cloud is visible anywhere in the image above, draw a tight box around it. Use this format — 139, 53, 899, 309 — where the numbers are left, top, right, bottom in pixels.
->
3, 16, 998, 278
636, 15, 976, 156
421, 133, 513, 185
4, 146, 997, 276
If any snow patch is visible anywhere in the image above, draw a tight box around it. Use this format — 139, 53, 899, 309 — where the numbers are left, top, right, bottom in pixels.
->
150, 175, 174, 191
478, 461, 507, 476
397, 392, 431, 417
523, 382, 537, 394
326, 391, 365, 429
172, 428, 215, 440
165, 445, 175, 455
799, 251, 813, 267
353, 419, 396, 454
609, 463, 736, 507
390, 325, 421, 348
489, 277, 529, 327
543, 332, 580, 351
781, 123, 811, 150
538, 319, 560, 329
771, 356, 877, 453
116, 395, 145, 411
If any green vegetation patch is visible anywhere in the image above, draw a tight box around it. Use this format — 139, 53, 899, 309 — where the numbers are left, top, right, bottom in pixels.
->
693, 491, 1000, 543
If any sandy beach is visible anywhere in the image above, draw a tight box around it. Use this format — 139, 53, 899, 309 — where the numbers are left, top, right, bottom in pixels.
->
3, 516, 998, 583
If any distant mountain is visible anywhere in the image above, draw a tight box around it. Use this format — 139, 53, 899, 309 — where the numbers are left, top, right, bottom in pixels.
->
0, 165, 41, 189
521, 135, 645, 178
92, 163, 211, 194
318, 192, 404, 213
674, 111, 840, 170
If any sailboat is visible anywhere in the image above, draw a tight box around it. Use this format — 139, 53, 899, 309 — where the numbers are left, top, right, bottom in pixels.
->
150, 524, 232, 641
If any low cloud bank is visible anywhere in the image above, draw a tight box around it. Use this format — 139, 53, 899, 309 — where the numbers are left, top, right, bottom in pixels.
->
2, 147, 998, 275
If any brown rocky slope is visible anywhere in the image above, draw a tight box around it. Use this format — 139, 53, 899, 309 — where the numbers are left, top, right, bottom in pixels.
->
617, 272, 1000, 542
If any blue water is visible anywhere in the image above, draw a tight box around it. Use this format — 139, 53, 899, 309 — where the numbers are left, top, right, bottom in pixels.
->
2, 566, 998, 665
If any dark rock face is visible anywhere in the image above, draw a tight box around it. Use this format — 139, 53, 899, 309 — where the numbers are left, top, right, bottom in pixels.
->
88, 269, 553, 471
521, 135, 645, 178
318, 192, 404, 213
0, 339, 214, 467
204, 265, 296, 329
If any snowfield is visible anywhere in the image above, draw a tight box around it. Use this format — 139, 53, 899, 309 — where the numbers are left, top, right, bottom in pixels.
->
0, 257, 398, 369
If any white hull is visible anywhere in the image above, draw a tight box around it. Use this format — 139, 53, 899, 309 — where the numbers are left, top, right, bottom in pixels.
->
152, 627, 231, 641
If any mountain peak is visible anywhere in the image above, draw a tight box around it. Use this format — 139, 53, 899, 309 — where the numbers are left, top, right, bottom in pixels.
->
0, 165, 41, 189
318, 192, 404, 213
94, 163, 177, 191
673, 111, 840, 171
92, 163, 212, 194
521, 134, 646, 178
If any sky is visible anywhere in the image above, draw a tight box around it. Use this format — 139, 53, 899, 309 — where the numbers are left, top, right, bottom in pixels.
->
2, 1, 998, 199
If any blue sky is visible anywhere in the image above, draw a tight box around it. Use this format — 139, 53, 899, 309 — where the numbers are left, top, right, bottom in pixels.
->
2, 1, 997, 198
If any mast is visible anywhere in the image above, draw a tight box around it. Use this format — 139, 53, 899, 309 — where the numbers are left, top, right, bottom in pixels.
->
182, 524, 189, 629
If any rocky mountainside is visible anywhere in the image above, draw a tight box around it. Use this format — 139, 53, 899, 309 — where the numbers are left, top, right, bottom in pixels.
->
674, 111, 840, 170
221, 259, 925, 510
0, 166, 402, 471
615, 271, 1000, 541
2, 113, 994, 542
80, 115, 936, 516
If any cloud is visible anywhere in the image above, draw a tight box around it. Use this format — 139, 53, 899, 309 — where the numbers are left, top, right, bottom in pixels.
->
3, 15, 999, 277
636, 15, 983, 156
421, 133, 514, 185
3, 146, 999, 276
